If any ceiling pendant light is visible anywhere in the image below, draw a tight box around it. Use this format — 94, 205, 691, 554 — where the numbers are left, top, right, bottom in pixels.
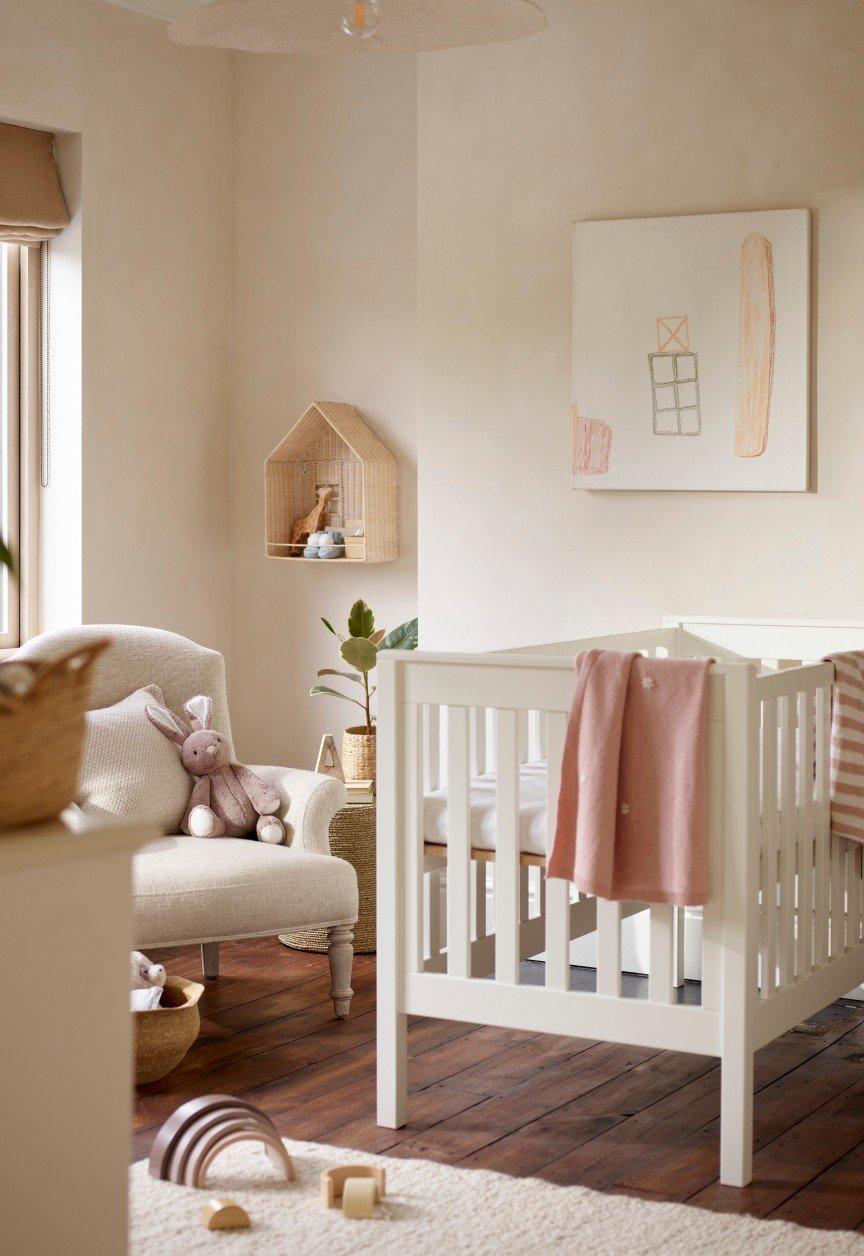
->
341, 0, 381, 41
168, 0, 547, 55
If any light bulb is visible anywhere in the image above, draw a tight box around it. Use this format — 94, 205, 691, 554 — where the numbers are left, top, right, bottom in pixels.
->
341, 0, 381, 40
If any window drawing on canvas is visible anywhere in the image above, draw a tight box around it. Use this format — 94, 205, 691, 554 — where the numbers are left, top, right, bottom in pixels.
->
649, 315, 701, 437
571, 209, 809, 491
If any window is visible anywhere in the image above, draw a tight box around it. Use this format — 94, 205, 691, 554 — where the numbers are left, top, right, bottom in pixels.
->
0, 243, 40, 649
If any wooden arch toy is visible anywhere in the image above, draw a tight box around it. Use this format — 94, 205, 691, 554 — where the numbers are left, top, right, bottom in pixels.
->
149, 1095, 295, 1189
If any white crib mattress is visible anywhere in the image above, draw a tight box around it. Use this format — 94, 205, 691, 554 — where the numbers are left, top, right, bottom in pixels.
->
423, 760, 549, 857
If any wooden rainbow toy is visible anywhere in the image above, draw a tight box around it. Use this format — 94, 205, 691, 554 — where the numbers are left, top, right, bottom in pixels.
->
148, 1094, 295, 1189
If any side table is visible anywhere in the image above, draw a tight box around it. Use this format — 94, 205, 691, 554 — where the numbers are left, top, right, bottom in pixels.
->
280, 800, 376, 954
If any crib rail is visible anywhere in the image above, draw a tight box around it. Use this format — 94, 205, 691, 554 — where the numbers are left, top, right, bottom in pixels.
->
378, 623, 864, 1187
377, 641, 745, 1083
752, 660, 864, 1047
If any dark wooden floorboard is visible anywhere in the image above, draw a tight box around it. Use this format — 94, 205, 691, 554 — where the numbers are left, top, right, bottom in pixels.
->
133, 938, 864, 1232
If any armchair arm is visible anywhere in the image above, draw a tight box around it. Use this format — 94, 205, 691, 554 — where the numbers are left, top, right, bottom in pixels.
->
248, 766, 348, 856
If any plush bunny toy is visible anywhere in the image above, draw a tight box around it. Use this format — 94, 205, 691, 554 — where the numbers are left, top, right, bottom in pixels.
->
146, 695, 286, 844
131, 950, 166, 990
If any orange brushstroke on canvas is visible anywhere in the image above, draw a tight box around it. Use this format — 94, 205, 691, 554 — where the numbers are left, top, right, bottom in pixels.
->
734, 233, 776, 458
572, 405, 612, 476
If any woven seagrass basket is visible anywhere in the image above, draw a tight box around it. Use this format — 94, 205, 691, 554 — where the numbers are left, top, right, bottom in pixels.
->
0, 640, 108, 830
280, 801, 376, 954
342, 726, 376, 784
134, 976, 204, 1085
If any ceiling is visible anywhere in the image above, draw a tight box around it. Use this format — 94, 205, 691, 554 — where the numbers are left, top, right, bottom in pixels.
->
102, 0, 202, 20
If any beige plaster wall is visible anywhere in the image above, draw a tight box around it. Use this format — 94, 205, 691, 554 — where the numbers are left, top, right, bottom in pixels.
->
0, 0, 231, 655
230, 51, 418, 766
418, 0, 864, 651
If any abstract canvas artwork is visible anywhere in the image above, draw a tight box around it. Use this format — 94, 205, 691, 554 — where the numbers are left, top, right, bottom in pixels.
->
571, 209, 810, 491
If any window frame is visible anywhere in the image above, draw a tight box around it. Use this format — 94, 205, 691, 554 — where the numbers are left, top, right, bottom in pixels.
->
1, 242, 40, 651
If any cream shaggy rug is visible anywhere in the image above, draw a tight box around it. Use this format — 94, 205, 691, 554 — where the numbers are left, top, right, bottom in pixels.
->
131, 1138, 863, 1254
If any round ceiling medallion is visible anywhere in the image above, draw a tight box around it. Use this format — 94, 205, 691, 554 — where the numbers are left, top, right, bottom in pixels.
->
168, 0, 548, 54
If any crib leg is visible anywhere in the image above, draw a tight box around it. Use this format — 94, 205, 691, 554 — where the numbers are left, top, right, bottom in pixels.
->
720, 1043, 754, 1187
377, 1005, 408, 1127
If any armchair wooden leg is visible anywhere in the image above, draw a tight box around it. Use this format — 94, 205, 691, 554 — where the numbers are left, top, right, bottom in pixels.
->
327, 925, 354, 1018
201, 941, 220, 980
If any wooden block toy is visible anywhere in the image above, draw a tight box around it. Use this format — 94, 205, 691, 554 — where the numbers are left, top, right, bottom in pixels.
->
149, 1094, 295, 1189
341, 1177, 378, 1219
321, 1164, 386, 1209
201, 1197, 251, 1231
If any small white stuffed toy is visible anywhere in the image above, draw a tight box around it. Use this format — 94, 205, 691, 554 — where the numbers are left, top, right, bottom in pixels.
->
131, 950, 166, 991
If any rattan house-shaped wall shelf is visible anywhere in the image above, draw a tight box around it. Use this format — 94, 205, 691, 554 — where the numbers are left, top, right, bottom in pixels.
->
265, 402, 398, 563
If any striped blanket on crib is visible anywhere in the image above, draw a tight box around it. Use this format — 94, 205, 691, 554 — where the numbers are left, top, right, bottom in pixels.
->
826, 651, 864, 843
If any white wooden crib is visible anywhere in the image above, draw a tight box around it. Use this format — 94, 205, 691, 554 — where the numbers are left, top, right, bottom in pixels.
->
376, 616, 864, 1187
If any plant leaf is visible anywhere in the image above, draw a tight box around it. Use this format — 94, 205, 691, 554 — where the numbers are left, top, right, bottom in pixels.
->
0, 535, 14, 575
347, 599, 375, 639
321, 616, 344, 642
340, 636, 378, 674
369, 628, 386, 646
378, 617, 419, 652
309, 684, 367, 711
317, 668, 366, 687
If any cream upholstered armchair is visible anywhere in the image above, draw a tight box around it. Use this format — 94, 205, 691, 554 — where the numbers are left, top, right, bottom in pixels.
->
14, 625, 358, 1017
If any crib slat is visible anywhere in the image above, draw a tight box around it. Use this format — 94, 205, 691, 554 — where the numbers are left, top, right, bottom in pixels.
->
520, 867, 531, 922
471, 707, 487, 777
446, 706, 471, 978
814, 685, 831, 967
701, 689, 726, 1012
597, 899, 622, 997
423, 704, 441, 793
649, 903, 674, 1003
797, 689, 814, 976
528, 710, 544, 762
847, 841, 860, 951
761, 697, 778, 996
778, 694, 797, 986
473, 860, 487, 943
673, 907, 686, 989
831, 833, 844, 958
495, 708, 520, 985
544, 711, 570, 991
424, 866, 441, 964
518, 709, 530, 765
404, 703, 424, 973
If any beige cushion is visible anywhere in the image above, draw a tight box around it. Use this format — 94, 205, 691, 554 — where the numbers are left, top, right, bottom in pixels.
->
132, 836, 359, 947
76, 685, 190, 833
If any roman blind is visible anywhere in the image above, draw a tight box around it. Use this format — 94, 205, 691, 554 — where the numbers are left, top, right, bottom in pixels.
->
0, 122, 69, 245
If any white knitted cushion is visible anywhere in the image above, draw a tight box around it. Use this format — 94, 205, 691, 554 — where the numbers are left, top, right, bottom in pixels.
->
76, 684, 191, 833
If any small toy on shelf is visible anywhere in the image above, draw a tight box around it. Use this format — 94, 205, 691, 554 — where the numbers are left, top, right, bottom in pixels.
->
289, 484, 335, 549
201, 1197, 251, 1231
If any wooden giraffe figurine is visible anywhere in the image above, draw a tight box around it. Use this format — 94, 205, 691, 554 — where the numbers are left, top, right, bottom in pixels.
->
290, 484, 335, 547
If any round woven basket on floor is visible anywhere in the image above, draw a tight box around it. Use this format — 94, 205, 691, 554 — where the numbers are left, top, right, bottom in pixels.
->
134, 976, 204, 1085
280, 801, 376, 954
0, 640, 108, 830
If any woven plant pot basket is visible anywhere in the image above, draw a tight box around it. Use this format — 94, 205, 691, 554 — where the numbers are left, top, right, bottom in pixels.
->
342, 726, 376, 783
0, 640, 108, 830
134, 976, 204, 1085
280, 802, 376, 954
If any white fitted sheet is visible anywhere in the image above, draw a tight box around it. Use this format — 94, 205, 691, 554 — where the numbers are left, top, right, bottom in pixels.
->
423, 760, 549, 857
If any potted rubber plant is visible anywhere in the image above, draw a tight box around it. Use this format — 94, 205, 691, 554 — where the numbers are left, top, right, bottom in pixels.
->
311, 599, 418, 783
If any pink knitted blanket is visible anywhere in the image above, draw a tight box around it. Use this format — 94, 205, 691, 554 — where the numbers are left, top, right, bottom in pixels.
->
547, 650, 712, 906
